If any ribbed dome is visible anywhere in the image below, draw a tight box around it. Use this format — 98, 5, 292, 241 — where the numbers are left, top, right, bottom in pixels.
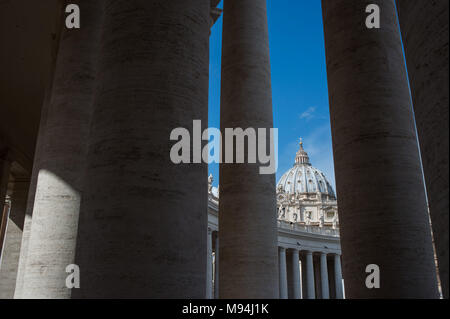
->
277, 140, 336, 198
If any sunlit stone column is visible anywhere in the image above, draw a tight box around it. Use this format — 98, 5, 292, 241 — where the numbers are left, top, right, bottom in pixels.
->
206, 228, 213, 299
0, 180, 29, 298
219, 0, 278, 299
305, 251, 315, 299
73, 0, 210, 298
320, 253, 330, 299
14, 6, 62, 297
397, 0, 449, 299
278, 247, 288, 299
334, 254, 343, 299
20, 0, 102, 299
214, 232, 219, 299
322, 0, 439, 298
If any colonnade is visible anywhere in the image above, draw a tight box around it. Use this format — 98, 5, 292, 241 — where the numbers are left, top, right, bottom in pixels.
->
0, 0, 447, 299
206, 228, 220, 299
278, 248, 343, 299
205, 222, 343, 300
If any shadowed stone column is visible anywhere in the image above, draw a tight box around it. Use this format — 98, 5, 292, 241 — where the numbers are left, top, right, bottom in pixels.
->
334, 254, 343, 299
0, 155, 11, 254
322, 0, 439, 298
14, 3, 63, 298
320, 253, 330, 299
278, 247, 288, 299
214, 232, 219, 299
305, 251, 315, 299
206, 228, 213, 299
287, 249, 301, 299
73, 0, 210, 298
219, 0, 278, 299
0, 180, 29, 298
397, 0, 449, 299
21, 0, 102, 298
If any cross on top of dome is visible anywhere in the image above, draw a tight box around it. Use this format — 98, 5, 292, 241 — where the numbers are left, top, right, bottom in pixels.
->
295, 138, 311, 165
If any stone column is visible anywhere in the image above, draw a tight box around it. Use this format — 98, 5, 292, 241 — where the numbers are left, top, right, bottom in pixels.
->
300, 254, 307, 299
13, 1, 63, 297
322, 0, 439, 298
313, 255, 322, 298
20, 0, 102, 299
214, 232, 219, 299
334, 254, 343, 299
206, 228, 213, 299
219, 0, 278, 298
278, 247, 288, 299
0, 155, 11, 255
396, 0, 449, 299
0, 180, 29, 298
73, 0, 210, 298
289, 249, 301, 299
305, 251, 315, 299
320, 253, 330, 299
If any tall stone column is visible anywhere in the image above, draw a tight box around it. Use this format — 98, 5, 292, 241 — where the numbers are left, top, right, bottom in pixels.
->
73, 0, 210, 298
305, 251, 315, 299
396, 0, 449, 299
334, 254, 343, 299
0, 180, 29, 298
219, 0, 278, 298
287, 249, 301, 299
20, 0, 102, 299
278, 247, 288, 299
206, 228, 213, 299
0, 155, 11, 255
322, 0, 439, 298
320, 253, 330, 299
214, 232, 219, 299
14, 2, 63, 297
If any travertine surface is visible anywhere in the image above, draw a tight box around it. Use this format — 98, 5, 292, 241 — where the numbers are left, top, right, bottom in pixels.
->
73, 0, 210, 298
322, 0, 439, 298
21, 0, 102, 298
219, 0, 279, 298
397, 0, 449, 299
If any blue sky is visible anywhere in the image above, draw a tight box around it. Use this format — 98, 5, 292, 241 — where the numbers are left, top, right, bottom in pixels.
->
208, 1, 335, 189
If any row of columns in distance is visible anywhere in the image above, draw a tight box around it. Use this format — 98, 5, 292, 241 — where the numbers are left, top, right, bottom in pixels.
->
206, 229, 219, 299
278, 248, 343, 299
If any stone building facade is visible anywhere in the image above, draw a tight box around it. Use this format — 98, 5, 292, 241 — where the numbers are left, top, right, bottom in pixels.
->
206, 141, 343, 299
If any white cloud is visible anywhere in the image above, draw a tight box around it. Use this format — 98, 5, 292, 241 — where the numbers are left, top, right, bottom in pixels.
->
299, 106, 316, 120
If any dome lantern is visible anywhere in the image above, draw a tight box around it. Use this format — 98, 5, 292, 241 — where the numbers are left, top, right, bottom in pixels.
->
295, 138, 311, 166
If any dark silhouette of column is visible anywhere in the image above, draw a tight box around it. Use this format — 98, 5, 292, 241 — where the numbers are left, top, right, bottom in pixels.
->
397, 0, 449, 299
0, 179, 29, 298
74, 0, 210, 298
219, 0, 278, 299
0, 154, 11, 256
21, 0, 102, 298
322, 0, 439, 298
